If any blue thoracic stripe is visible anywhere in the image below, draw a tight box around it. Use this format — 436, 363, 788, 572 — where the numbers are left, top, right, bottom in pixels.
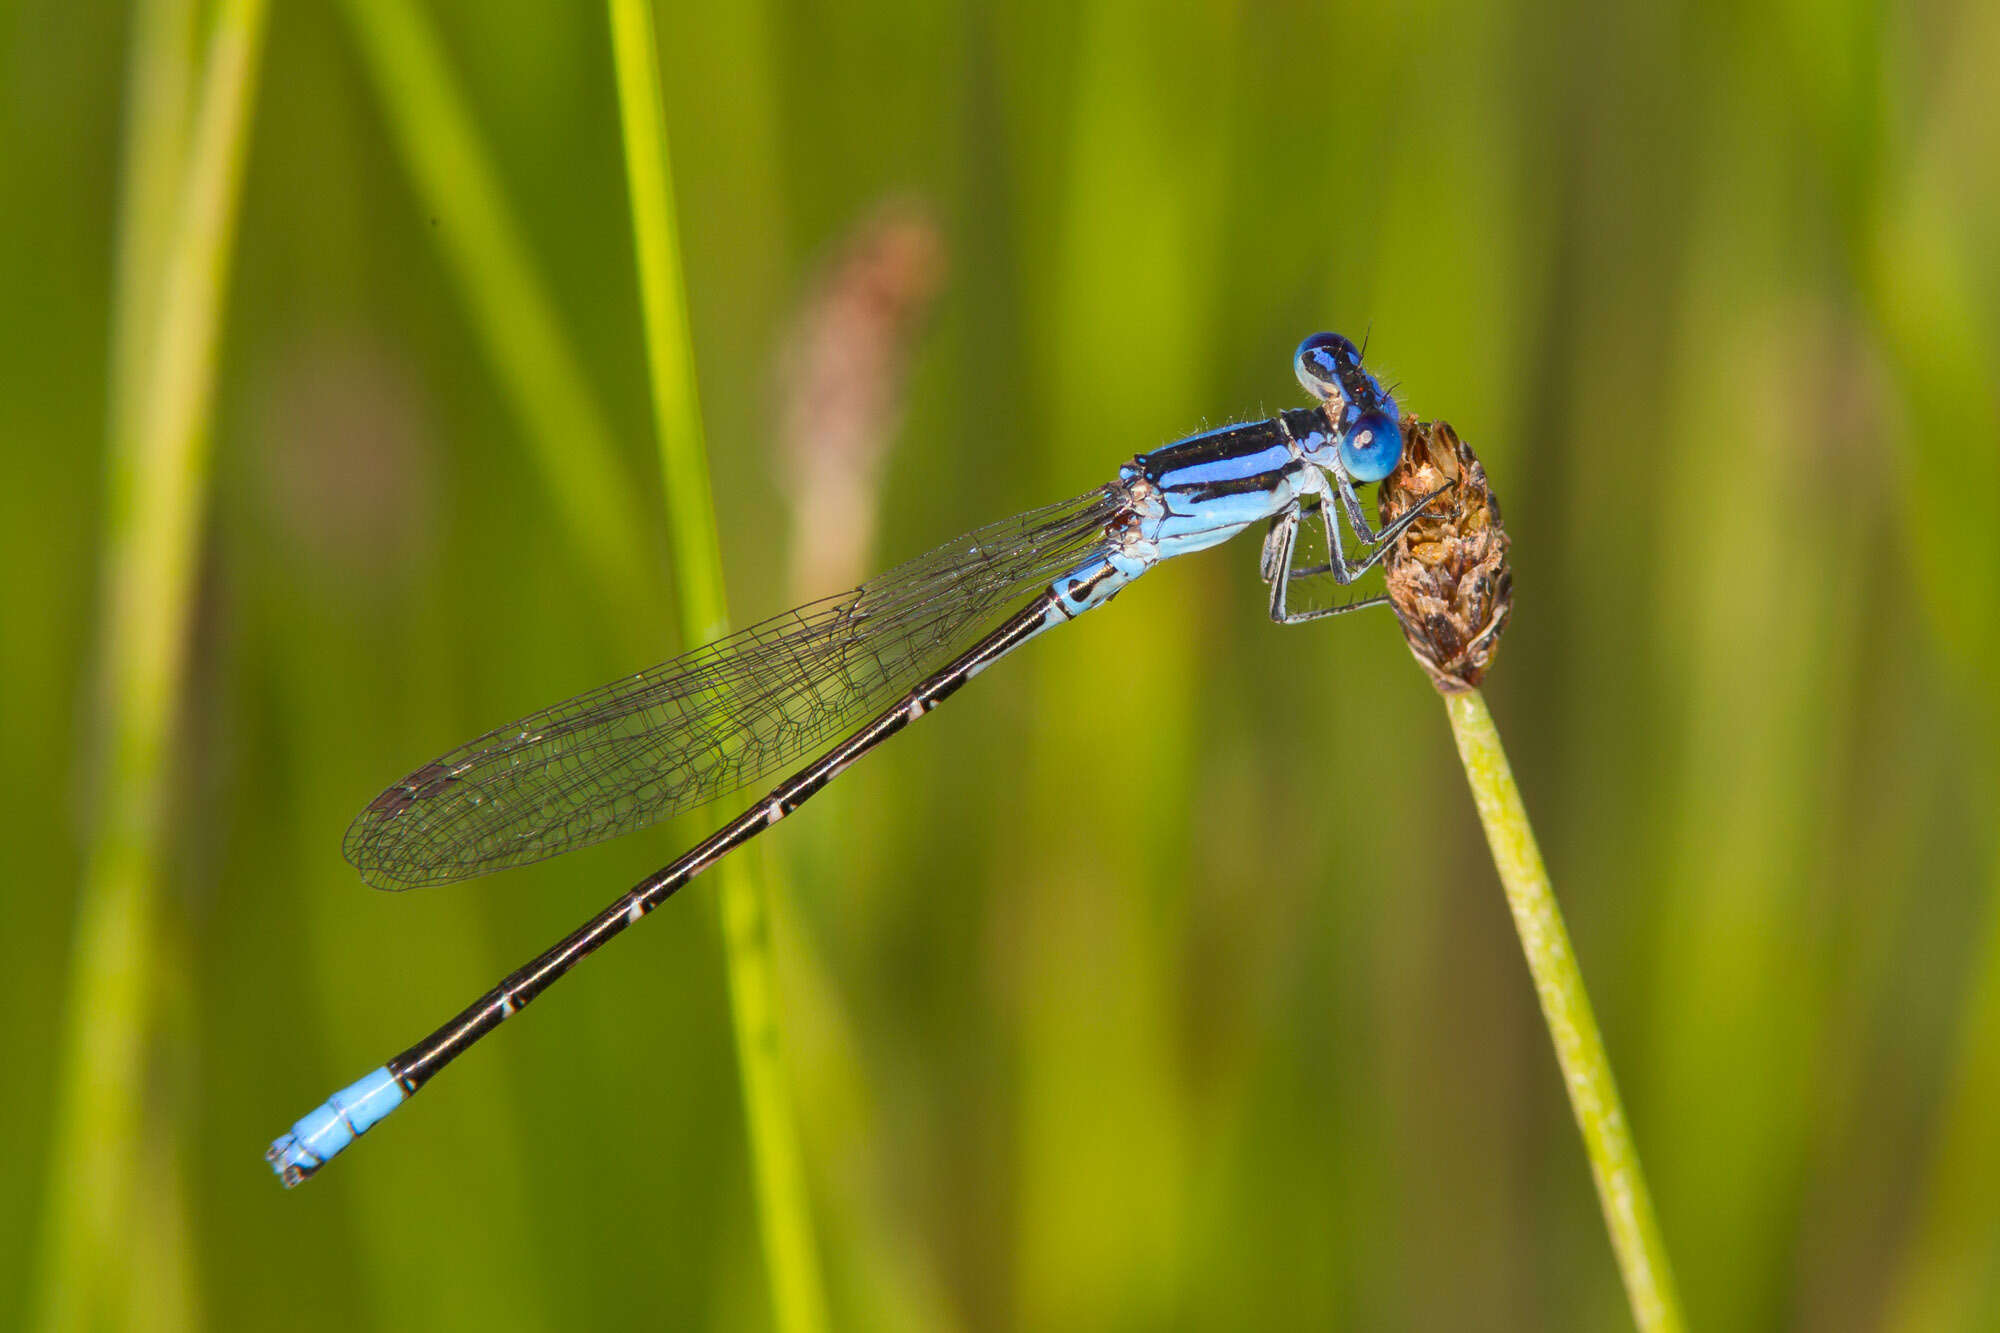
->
266, 330, 1413, 1188
1136, 420, 1298, 509
1149, 437, 1292, 491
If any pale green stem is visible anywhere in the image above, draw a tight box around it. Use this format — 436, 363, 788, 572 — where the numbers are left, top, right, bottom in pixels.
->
605, 4, 828, 1331
336, 0, 651, 618
1443, 690, 1685, 1333
33, 2, 268, 1329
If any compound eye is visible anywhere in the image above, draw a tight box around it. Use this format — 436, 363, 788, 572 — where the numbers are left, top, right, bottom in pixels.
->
1337, 409, 1402, 483
1294, 332, 1361, 401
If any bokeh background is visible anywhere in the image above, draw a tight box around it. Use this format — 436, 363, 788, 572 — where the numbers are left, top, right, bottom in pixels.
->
5, 1, 1999, 1330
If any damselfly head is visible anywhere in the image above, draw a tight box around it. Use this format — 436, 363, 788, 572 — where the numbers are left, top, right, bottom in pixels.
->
1293, 332, 1403, 483
1293, 331, 1365, 399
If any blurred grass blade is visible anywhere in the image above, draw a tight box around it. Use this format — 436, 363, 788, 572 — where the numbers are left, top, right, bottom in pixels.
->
604, 0, 725, 643
106, 0, 198, 462
33, 1, 269, 1329
336, 0, 652, 617
100, 11, 204, 1323
605, 4, 829, 1331
1885, 842, 2000, 1333
1870, 25, 2000, 1324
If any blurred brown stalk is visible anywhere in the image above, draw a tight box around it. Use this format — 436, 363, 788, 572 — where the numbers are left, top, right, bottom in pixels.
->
781, 201, 946, 598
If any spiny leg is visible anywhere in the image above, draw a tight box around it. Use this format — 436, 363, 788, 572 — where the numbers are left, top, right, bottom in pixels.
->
1332, 462, 1389, 545
1264, 483, 1453, 624
1259, 508, 1292, 584
1266, 505, 1386, 623
1285, 494, 1355, 580
1294, 483, 1448, 583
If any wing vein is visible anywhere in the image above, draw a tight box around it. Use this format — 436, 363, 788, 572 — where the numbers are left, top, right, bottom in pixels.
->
344, 486, 1122, 888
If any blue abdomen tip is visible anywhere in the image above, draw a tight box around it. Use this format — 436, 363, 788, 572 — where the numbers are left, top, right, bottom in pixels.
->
266, 1066, 405, 1187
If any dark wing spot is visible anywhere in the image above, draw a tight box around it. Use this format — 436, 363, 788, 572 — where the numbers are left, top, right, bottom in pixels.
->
365, 762, 456, 816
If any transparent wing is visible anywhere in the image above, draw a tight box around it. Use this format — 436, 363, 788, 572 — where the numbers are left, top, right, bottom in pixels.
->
345, 486, 1124, 888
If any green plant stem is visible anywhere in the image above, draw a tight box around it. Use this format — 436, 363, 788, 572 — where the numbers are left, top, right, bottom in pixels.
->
336, 0, 650, 619
604, 5, 828, 1332
1443, 690, 1684, 1333
33, 2, 268, 1329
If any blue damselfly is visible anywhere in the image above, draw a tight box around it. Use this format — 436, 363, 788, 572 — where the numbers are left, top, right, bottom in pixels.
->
267, 332, 1442, 1185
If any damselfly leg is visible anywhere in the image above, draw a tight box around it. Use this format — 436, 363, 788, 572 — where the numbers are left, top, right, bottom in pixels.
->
1262, 480, 1450, 624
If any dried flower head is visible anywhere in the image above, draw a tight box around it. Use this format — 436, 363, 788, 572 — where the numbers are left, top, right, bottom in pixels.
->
1376, 418, 1512, 693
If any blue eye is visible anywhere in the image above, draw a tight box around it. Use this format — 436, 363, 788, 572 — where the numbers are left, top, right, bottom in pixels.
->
1291, 331, 1403, 479
1294, 332, 1361, 400
1338, 410, 1402, 482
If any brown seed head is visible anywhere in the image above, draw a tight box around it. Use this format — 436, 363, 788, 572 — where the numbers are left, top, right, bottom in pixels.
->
1376, 418, 1513, 694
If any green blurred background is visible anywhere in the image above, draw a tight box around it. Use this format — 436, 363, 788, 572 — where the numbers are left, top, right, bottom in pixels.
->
6, 0, 1999, 1329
